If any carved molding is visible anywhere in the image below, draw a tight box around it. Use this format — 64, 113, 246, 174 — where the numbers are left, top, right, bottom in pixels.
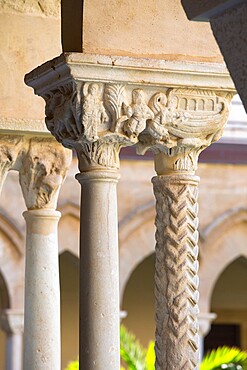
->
19, 138, 71, 210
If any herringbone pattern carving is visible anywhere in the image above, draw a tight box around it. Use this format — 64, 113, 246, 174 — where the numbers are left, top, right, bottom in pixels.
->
152, 175, 200, 370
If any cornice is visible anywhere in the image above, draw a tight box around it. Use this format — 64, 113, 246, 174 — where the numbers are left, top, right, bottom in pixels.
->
25, 52, 235, 96
0, 118, 50, 136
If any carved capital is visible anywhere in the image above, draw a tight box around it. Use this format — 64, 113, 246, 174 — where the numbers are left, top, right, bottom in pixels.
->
0, 309, 24, 335
0, 135, 24, 193
19, 138, 72, 210
137, 88, 233, 174
43, 82, 155, 170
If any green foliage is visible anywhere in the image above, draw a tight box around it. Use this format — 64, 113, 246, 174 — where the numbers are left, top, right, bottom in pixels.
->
65, 359, 79, 370
120, 325, 155, 370
200, 347, 247, 370
64, 328, 247, 370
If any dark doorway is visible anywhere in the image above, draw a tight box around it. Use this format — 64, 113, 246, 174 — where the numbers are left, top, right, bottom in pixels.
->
204, 323, 241, 354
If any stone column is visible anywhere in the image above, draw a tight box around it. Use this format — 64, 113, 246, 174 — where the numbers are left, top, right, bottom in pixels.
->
198, 312, 217, 361
77, 169, 120, 369
1, 309, 24, 370
138, 88, 232, 369
19, 138, 71, 370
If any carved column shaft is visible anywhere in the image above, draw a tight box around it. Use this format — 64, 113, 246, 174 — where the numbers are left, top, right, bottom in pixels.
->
152, 172, 200, 369
137, 87, 232, 370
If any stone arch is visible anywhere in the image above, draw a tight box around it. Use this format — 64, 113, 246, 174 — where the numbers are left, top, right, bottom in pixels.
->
199, 207, 247, 312
119, 201, 155, 303
0, 213, 24, 308
58, 203, 80, 257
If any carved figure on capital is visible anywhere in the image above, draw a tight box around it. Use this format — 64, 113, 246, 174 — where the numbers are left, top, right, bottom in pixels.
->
82, 83, 108, 141
123, 89, 154, 140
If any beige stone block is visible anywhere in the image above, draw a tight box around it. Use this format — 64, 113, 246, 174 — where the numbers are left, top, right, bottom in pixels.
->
62, 0, 223, 63
0, 12, 61, 120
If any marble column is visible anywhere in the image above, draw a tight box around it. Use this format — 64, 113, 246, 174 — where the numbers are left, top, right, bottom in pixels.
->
1, 309, 24, 370
19, 138, 71, 370
137, 88, 232, 369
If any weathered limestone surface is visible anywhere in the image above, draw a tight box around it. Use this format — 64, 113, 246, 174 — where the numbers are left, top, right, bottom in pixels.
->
63, 0, 223, 62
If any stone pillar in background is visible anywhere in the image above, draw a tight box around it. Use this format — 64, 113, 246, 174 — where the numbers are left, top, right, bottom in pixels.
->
1, 309, 24, 370
19, 138, 71, 370
138, 88, 232, 369
198, 312, 217, 361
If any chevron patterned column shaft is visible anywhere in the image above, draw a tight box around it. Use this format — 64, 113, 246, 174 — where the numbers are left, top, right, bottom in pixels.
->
152, 174, 200, 370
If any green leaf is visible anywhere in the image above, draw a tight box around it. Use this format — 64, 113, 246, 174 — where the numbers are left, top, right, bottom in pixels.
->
145, 341, 155, 370
200, 347, 247, 370
120, 325, 147, 370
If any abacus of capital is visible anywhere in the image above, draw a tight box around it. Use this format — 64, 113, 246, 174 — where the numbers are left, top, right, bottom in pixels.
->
25, 53, 234, 369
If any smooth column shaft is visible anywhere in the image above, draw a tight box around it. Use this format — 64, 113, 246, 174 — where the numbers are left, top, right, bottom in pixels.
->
23, 209, 61, 370
77, 170, 120, 370
6, 332, 23, 370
